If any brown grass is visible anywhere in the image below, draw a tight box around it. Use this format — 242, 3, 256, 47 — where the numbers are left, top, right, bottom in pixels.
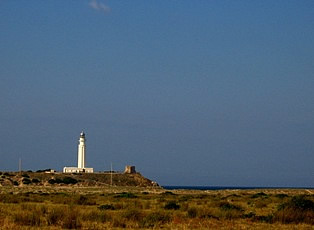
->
0, 187, 312, 229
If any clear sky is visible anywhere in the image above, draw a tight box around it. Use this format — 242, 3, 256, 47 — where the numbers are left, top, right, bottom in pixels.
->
1, 0, 313, 187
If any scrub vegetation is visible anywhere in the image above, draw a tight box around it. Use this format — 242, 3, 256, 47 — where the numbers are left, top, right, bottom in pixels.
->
0, 171, 156, 187
0, 186, 313, 229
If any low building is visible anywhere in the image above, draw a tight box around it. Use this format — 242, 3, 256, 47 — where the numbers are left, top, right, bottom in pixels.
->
63, 167, 93, 173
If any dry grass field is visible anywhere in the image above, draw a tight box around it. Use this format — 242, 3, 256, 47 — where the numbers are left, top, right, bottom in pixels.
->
0, 185, 313, 229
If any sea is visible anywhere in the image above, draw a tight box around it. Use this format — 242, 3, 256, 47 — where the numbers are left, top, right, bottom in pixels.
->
163, 186, 313, 190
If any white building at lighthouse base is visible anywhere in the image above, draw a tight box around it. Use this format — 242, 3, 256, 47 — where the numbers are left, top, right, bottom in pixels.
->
63, 167, 93, 173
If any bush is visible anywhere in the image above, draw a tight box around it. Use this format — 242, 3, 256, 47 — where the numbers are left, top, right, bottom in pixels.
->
243, 211, 256, 219
32, 178, 40, 183
36, 169, 51, 173
219, 202, 243, 211
76, 195, 88, 205
13, 181, 19, 186
251, 192, 268, 198
22, 178, 32, 185
55, 178, 63, 184
278, 196, 314, 211
140, 211, 171, 228
162, 191, 175, 196
275, 194, 289, 199
22, 173, 30, 178
48, 179, 56, 184
218, 202, 244, 220
98, 204, 115, 210
4, 172, 13, 176
114, 192, 137, 198
62, 177, 78, 185
164, 201, 180, 210
273, 196, 314, 224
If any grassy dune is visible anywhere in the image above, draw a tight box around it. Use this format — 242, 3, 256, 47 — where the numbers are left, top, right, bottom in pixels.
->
0, 186, 313, 229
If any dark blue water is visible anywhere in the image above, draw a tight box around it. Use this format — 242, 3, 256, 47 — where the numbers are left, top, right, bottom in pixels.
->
163, 186, 313, 190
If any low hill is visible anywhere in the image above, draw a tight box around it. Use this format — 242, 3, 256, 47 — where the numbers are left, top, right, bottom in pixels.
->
0, 171, 159, 187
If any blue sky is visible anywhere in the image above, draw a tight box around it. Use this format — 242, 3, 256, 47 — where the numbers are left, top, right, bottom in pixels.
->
1, 0, 314, 186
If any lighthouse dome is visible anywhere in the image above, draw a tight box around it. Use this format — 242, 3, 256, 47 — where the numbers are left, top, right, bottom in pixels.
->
80, 131, 85, 137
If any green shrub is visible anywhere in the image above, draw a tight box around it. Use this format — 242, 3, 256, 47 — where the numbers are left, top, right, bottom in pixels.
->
48, 177, 77, 184
76, 195, 88, 205
218, 202, 244, 220
278, 196, 314, 211
98, 204, 115, 210
140, 211, 171, 228
275, 194, 289, 199
22, 173, 30, 178
162, 191, 175, 196
36, 169, 51, 173
243, 211, 256, 219
114, 192, 137, 198
22, 178, 32, 185
164, 201, 180, 210
48, 179, 56, 184
32, 178, 40, 183
290, 196, 314, 211
55, 178, 63, 184
219, 202, 243, 211
62, 177, 78, 185
273, 195, 314, 224
251, 192, 268, 198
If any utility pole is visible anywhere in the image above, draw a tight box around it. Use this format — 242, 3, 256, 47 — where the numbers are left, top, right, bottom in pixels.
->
18, 158, 22, 173
110, 162, 113, 186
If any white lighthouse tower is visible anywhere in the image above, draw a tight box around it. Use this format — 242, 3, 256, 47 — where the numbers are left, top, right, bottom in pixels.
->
77, 131, 86, 169
63, 131, 93, 173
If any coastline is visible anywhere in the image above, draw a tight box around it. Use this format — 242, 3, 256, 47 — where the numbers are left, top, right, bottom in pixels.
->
163, 185, 314, 190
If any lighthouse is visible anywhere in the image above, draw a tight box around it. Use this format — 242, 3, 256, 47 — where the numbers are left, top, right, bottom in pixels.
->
63, 132, 94, 173
77, 131, 86, 169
